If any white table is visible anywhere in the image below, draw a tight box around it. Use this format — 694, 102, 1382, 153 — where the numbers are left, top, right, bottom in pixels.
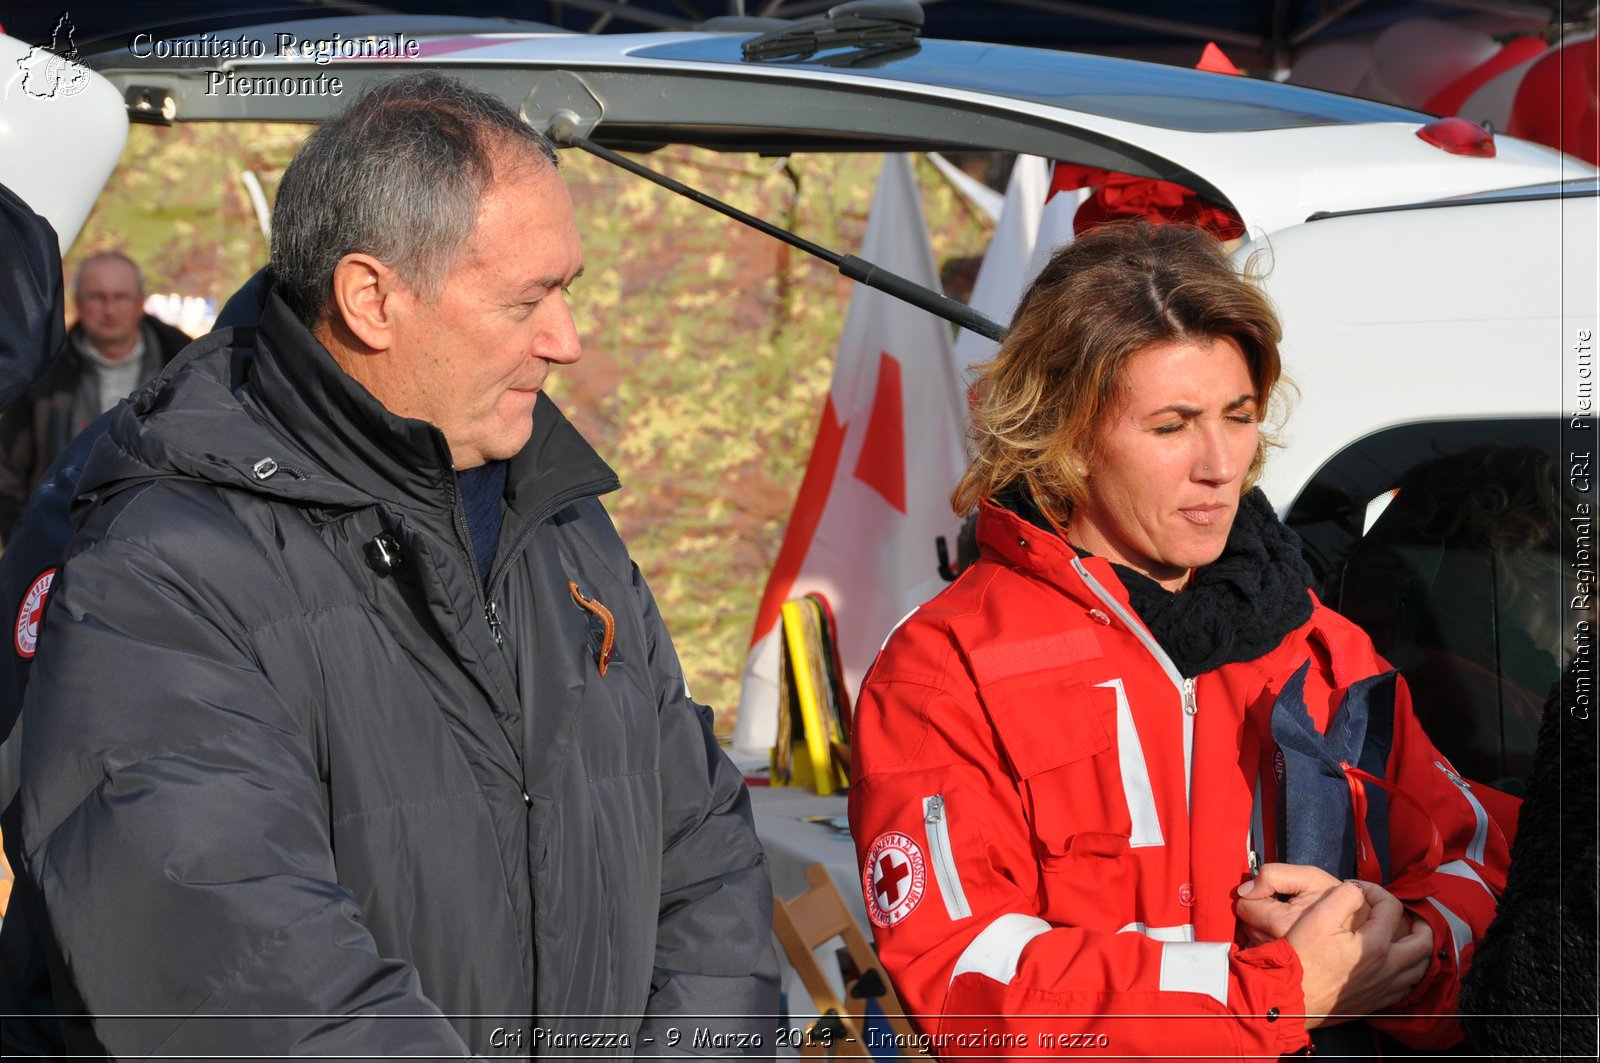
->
747, 784, 865, 1050
749, 784, 863, 925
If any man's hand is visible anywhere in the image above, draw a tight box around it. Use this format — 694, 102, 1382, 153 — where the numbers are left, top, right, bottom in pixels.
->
1273, 879, 1434, 1028
1235, 863, 1363, 946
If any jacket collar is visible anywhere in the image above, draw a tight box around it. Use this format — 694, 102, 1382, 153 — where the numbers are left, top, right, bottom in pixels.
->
975, 498, 1133, 612
245, 290, 459, 510
975, 489, 1317, 678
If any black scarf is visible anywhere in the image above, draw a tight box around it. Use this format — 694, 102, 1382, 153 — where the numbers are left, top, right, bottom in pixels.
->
1003, 486, 1316, 676
1107, 489, 1316, 675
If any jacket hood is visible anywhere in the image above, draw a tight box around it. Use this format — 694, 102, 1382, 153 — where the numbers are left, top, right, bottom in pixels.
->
76, 289, 616, 520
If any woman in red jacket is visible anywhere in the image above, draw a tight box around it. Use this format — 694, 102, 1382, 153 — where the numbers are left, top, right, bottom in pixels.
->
848, 222, 1510, 1059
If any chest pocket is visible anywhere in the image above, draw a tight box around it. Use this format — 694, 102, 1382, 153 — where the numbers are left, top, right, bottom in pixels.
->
984, 670, 1143, 927
539, 558, 659, 783
980, 666, 1130, 853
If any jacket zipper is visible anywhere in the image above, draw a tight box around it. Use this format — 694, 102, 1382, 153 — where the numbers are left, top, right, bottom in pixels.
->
445, 470, 501, 646
922, 794, 972, 920
484, 476, 619, 606
1248, 779, 1265, 877
250, 457, 308, 480
1070, 557, 1195, 808
444, 457, 619, 648
1436, 761, 1489, 864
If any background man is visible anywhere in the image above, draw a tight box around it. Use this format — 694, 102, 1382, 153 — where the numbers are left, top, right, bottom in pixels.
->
0, 250, 190, 540
16, 73, 777, 1056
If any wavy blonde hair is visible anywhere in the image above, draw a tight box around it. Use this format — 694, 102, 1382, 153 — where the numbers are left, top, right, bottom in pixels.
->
953, 222, 1286, 527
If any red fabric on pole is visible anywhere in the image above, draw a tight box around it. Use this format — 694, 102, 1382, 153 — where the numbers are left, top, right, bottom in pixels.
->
1424, 36, 1547, 117
1507, 36, 1600, 164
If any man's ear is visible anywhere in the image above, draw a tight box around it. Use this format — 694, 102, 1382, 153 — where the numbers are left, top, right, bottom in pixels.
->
328, 254, 400, 351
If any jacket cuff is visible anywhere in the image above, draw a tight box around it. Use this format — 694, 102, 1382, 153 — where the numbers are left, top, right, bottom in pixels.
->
1366, 902, 1466, 1049
1234, 938, 1312, 1055
1389, 902, 1448, 1011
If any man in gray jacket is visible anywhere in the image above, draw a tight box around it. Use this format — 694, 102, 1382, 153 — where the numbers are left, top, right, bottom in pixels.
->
16, 72, 778, 1057
0, 251, 192, 541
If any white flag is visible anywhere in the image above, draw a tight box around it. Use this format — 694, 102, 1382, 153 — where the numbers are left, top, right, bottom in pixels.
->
734, 155, 966, 756
952, 154, 1049, 374
1030, 163, 1089, 289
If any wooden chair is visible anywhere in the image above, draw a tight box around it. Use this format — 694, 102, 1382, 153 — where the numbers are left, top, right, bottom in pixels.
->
772, 862, 927, 1059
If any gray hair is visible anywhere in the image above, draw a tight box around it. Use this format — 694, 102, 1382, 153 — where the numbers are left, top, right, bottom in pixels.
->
75, 251, 145, 296
270, 72, 559, 326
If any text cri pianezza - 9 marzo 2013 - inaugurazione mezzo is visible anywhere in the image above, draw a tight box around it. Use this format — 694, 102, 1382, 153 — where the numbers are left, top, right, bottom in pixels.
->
128, 31, 422, 97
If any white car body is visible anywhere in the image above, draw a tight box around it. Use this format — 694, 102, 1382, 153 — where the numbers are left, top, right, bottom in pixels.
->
1256, 185, 1596, 513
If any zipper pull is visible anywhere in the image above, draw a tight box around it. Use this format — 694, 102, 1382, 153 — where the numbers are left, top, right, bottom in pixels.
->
1182, 676, 1197, 716
1247, 845, 1260, 877
925, 794, 945, 825
485, 599, 504, 646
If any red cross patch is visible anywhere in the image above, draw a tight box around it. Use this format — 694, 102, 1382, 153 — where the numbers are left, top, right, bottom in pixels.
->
14, 568, 56, 659
863, 831, 926, 928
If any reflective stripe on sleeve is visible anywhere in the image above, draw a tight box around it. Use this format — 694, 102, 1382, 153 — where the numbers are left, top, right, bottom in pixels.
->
1118, 922, 1196, 942
1097, 678, 1163, 848
950, 913, 1052, 986
1437, 858, 1493, 900
1158, 941, 1230, 1005
1425, 896, 1475, 967
1435, 761, 1489, 863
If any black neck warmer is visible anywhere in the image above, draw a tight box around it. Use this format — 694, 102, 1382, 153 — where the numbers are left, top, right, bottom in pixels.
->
1002, 485, 1317, 677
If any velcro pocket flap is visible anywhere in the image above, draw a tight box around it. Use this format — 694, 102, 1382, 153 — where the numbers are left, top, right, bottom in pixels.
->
967, 629, 1103, 685
983, 671, 1113, 778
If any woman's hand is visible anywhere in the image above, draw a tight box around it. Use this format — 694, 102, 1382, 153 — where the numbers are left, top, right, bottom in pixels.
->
1235, 863, 1358, 945
1280, 879, 1433, 1027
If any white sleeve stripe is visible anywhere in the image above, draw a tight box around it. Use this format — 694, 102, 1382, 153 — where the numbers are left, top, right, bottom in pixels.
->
879, 606, 921, 652
1117, 921, 1196, 942
1437, 858, 1494, 900
1425, 896, 1474, 967
1158, 941, 1230, 1005
950, 913, 1052, 986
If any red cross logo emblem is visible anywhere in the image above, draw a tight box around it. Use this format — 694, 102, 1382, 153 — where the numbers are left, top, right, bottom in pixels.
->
876, 851, 911, 906
14, 568, 56, 659
863, 831, 926, 928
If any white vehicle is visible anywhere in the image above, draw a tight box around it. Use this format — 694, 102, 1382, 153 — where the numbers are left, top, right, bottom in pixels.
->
9, 4, 1597, 787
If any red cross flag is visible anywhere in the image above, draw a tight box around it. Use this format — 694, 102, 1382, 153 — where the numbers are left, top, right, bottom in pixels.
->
734, 154, 966, 756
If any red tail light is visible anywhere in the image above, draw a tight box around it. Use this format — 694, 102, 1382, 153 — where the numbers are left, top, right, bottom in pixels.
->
1416, 116, 1497, 158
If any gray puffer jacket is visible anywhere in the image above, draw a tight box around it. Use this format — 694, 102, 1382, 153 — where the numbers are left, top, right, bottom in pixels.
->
17, 291, 778, 1058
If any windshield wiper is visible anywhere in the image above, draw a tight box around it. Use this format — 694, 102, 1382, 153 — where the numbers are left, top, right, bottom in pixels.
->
741, 0, 923, 65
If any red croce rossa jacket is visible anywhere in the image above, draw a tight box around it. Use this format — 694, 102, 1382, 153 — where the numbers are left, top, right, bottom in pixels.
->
848, 500, 1513, 1060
